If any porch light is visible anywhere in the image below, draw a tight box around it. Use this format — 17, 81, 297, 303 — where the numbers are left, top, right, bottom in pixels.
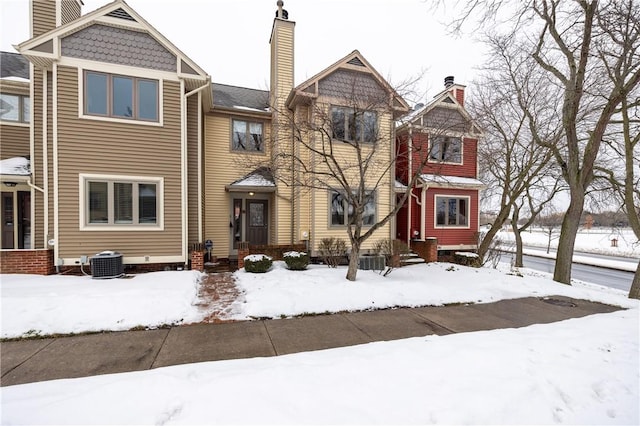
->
3, 182, 17, 187
249, 191, 255, 196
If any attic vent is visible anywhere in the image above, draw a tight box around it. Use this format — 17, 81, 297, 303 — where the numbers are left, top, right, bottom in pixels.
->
347, 57, 365, 67
91, 251, 124, 279
106, 8, 136, 21
443, 97, 455, 103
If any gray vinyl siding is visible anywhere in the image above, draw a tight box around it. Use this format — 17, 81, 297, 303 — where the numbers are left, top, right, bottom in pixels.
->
55, 65, 183, 260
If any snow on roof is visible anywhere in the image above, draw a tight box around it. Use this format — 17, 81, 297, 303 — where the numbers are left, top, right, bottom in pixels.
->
0, 76, 30, 83
233, 175, 276, 187
0, 157, 30, 176
233, 105, 270, 112
420, 174, 485, 188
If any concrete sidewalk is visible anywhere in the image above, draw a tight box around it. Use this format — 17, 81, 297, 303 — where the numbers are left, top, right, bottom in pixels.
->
1, 295, 622, 387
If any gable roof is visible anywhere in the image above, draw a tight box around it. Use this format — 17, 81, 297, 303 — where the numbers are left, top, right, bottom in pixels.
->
286, 50, 410, 117
212, 83, 270, 114
15, 0, 209, 93
0, 52, 29, 80
226, 167, 276, 192
396, 90, 483, 136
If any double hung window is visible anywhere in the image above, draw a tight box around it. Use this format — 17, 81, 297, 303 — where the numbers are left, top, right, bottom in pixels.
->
330, 190, 376, 226
429, 136, 462, 164
232, 119, 264, 152
435, 196, 468, 227
331, 106, 377, 143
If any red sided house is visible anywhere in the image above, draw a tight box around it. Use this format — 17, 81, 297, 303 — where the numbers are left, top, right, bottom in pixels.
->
395, 76, 484, 254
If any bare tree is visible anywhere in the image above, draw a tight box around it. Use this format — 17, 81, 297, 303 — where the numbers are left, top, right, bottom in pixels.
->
433, 0, 640, 284
537, 210, 563, 254
470, 34, 562, 262
246, 71, 472, 281
510, 182, 562, 266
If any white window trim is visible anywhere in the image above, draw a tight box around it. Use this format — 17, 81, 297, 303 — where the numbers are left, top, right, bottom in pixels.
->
427, 136, 464, 166
79, 173, 164, 231
0, 93, 30, 124
230, 118, 265, 153
328, 189, 377, 228
433, 194, 471, 229
330, 105, 378, 144
77, 68, 164, 127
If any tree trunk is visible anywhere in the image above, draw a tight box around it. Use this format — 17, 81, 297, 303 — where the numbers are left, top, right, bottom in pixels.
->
512, 227, 524, 267
553, 192, 585, 284
346, 242, 361, 281
629, 264, 640, 300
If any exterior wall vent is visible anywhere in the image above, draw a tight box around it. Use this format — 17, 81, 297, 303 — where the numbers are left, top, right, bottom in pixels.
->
106, 8, 136, 21
91, 251, 124, 279
347, 57, 366, 67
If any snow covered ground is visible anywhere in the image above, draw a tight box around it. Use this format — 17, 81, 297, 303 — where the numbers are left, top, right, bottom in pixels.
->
498, 227, 639, 258
1, 235, 639, 424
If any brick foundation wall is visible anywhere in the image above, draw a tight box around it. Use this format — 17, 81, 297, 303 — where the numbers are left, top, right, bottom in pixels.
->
0, 249, 55, 275
410, 238, 438, 263
237, 242, 250, 269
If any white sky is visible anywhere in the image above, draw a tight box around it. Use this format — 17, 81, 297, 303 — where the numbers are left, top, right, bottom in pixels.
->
0, 0, 487, 106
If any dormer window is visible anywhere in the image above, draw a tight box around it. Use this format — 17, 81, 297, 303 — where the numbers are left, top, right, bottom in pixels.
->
429, 136, 462, 164
331, 106, 377, 143
84, 71, 159, 122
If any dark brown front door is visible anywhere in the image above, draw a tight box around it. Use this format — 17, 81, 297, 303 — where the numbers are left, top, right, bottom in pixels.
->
247, 200, 268, 245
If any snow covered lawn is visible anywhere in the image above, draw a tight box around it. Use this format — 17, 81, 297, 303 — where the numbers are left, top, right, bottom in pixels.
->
1, 263, 638, 424
2, 262, 634, 339
498, 227, 639, 258
0, 271, 206, 339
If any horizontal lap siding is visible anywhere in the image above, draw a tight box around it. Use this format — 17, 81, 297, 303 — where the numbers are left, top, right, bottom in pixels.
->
0, 125, 29, 158
203, 113, 273, 257
203, 114, 235, 258
425, 188, 479, 247
32, 1, 56, 37
309, 108, 393, 254
32, 72, 45, 248
411, 133, 478, 178
187, 94, 199, 245
56, 65, 182, 259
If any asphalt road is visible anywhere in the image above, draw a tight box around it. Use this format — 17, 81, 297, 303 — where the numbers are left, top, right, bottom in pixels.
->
512, 253, 635, 292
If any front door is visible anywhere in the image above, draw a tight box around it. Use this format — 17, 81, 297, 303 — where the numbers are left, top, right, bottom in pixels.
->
247, 199, 268, 245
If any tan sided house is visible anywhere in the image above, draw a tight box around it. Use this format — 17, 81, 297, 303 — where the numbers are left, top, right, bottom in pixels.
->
203, 3, 410, 263
2, 0, 479, 274
8, 0, 210, 274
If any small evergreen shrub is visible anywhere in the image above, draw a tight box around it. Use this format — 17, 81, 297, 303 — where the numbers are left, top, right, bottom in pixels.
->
283, 251, 309, 270
244, 254, 273, 273
318, 237, 347, 268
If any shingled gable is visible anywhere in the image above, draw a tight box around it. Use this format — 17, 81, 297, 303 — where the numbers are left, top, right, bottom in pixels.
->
286, 50, 410, 117
397, 90, 483, 136
15, 0, 210, 95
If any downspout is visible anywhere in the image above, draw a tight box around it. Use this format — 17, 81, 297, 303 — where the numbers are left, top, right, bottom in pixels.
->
291, 106, 295, 244
28, 61, 35, 249
406, 125, 412, 245
182, 77, 210, 265
42, 69, 49, 249
53, 63, 59, 269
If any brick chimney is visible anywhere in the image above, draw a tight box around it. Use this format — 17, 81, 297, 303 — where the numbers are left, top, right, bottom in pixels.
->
444, 75, 465, 107
31, 0, 82, 38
